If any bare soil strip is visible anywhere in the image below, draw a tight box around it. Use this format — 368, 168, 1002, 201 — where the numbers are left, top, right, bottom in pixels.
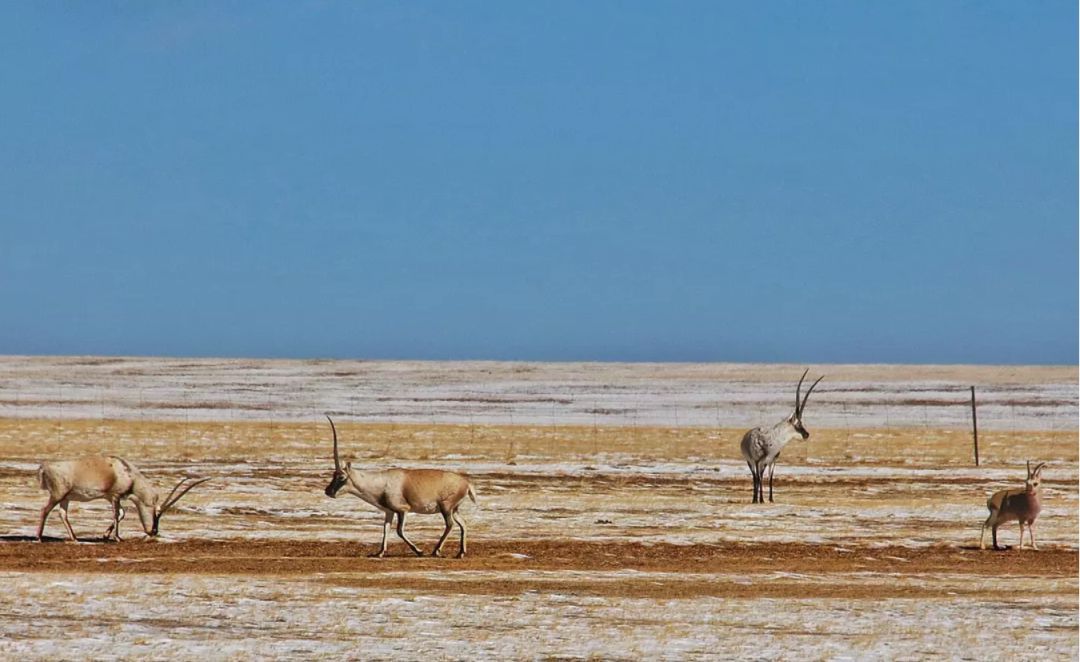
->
315, 576, 1072, 601
1, 538, 1074, 578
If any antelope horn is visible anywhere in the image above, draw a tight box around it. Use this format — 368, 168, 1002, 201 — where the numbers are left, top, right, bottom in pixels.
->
800, 374, 824, 415
1027, 460, 1032, 476
327, 414, 340, 472
1033, 462, 1046, 474
160, 477, 191, 511
794, 369, 809, 415
161, 477, 211, 514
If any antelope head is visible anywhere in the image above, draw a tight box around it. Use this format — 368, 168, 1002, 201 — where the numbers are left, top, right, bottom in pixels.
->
1025, 460, 1046, 493
788, 368, 824, 439
324, 415, 349, 498
134, 476, 211, 537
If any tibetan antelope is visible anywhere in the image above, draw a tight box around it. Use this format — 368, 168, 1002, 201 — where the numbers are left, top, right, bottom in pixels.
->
980, 461, 1045, 551
740, 369, 824, 504
36, 456, 210, 542
322, 416, 477, 558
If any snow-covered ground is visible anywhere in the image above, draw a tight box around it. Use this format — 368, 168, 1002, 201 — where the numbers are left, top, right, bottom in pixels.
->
0, 356, 1075, 429
0, 572, 1075, 660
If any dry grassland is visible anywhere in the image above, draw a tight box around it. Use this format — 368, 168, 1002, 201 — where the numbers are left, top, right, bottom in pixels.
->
0, 415, 1076, 658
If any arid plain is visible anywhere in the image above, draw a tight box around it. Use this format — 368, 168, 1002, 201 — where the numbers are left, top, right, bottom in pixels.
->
0, 358, 1076, 659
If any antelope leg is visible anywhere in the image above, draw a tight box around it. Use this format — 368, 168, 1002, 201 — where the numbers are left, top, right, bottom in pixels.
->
747, 461, 758, 504
453, 510, 467, 558
105, 502, 124, 541
370, 511, 392, 558
395, 512, 423, 556
58, 500, 78, 542
37, 498, 58, 542
432, 510, 454, 557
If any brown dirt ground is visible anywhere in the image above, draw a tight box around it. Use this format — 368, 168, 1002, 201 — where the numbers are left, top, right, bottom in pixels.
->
1, 539, 1075, 600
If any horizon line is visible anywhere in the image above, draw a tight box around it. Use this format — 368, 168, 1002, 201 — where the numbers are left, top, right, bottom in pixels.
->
3, 352, 1076, 370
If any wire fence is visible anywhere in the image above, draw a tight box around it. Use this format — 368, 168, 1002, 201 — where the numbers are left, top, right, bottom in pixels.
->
0, 381, 1075, 432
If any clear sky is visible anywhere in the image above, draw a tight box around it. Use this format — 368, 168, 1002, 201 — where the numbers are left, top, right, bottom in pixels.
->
1, 3, 1076, 364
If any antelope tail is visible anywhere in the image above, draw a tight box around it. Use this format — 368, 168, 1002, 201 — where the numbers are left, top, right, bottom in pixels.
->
36, 465, 46, 490
467, 484, 478, 506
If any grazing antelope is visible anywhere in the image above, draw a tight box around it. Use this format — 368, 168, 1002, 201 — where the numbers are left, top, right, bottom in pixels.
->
740, 369, 824, 504
322, 416, 476, 558
980, 461, 1045, 551
36, 456, 210, 542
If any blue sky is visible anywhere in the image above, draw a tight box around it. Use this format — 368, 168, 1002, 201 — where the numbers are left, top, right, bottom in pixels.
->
1, 3, 1076, 364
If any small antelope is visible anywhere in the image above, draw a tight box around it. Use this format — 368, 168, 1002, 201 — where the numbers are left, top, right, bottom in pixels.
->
980, 461, 1045, 551
323, 416, 477, 558
740, 369, 824, 504
37, 456, 210, 542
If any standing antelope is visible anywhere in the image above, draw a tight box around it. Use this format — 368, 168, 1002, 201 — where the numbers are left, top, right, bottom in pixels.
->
36, 456, 210, 542
740, 369, 824, 504
323, 416, 477, 558
980, 461, 1045, 551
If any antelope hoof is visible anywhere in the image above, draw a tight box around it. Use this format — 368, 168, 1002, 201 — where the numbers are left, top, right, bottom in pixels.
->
368, 550, 386, 558
431, 550, 442, 558
413, 549, 424, 557
456, 551, 466, 559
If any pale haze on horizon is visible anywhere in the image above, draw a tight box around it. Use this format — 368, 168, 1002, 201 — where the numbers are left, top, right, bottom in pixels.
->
1, 3, 1076, 365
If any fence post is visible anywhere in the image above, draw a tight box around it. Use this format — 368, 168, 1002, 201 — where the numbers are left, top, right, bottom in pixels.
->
970, 386, 979, 467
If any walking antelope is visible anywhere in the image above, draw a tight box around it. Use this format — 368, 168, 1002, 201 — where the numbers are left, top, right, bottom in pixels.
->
322, 416, 477, 558
980, 461, 1045, 551
740, 369, 824, 504
36, 456, 210, 542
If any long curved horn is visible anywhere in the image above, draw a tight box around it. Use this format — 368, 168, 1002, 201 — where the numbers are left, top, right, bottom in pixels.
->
327, 414, 340, 471
1027, 460, 1031, 476
794, 369, 809, 415
800, 375, 824, 415
160, 477, 211, 514
159, 477, 191, 512
1033, 461, 1046, 474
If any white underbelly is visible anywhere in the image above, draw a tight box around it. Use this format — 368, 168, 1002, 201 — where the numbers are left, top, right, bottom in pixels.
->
408, 502, 440, 515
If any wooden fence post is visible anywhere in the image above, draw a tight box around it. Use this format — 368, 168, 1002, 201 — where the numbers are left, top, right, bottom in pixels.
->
970, 386, 979, 467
